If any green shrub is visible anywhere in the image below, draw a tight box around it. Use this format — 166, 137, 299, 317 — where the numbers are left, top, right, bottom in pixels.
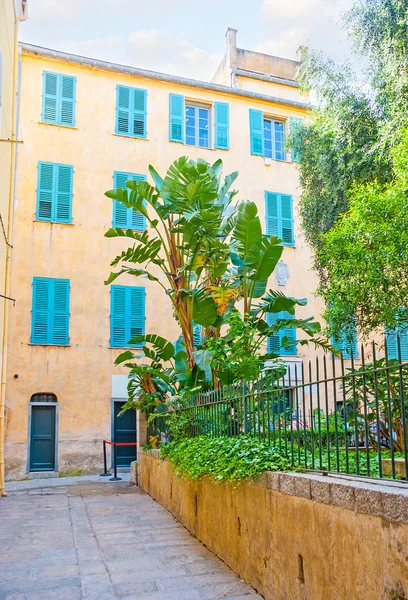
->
160, 435, 295, 482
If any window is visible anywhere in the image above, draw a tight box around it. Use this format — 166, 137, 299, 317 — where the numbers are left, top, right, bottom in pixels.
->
250, 109, 288, 160
112, 171, 146, 230
36, 162, 73, 223
115, 85, 147, 138
264, 119, 285, 161
267, 311, 297, 356
169, 94, 229, 150
31, 393, 57, 403
331, 328, 359, 359
386, 317, 408, 360
41, 71, 76, 127
110, 285, 145, 347
265, 192, 294, 246
31, 278, 70, 345
186, 104, 210, 148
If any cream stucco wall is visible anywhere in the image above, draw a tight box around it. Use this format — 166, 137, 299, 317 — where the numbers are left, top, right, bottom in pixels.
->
5, 49, 324, 479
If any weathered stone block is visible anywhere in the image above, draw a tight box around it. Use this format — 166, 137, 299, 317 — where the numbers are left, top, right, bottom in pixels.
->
130, 460, 138, 485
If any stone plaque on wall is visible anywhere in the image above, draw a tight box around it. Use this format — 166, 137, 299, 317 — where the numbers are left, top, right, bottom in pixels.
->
275, 260, 289, 286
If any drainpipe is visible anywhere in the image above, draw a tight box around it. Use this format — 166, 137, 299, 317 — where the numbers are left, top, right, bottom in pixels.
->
0, 10, 21, 498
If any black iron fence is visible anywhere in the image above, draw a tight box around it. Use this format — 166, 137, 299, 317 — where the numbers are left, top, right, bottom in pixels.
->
149, 339, 408, 481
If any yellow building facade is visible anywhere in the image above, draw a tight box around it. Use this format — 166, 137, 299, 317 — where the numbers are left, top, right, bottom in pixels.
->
5, 29, 326, 480
0, 0, 28, 494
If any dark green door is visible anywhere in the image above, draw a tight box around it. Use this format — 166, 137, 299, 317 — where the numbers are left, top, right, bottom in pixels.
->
113, 402, 136, 467
29, 405, 56, 471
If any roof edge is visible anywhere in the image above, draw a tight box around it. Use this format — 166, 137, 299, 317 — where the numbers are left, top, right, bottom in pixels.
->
20, 42, 311, 111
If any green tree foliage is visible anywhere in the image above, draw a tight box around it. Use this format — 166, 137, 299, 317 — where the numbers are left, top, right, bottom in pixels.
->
320, 131, 408, 335
289, 0, 408, 331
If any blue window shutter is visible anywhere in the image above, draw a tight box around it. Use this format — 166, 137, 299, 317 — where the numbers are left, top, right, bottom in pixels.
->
31, 278, 50, 343
42, 72, 76, 126
280, 194, 294, 246
129, 287, 145, 344
132, 88, 147, 138
60, 75, 76, 127
169, 93, 185, 143
214, 102, 229, 150
31, 278, 69, 345
113, 172, 146, 230
111, 285, 145, 347
55, 164, 73, 223
386, 326, 408, 361
193, 323, 202, 348
249, 109, 264, 156
36, 162, 54, 221
279, 310, 297, 356
289, 117, 302, 163
42, 71, 58, 123
51, 279, 70, 344
112, 172, 129, 228
116, 86, 147, 138
116, 86, 131, 135
129, 174, 147, 230
36, 162, 73, 223
267, 312, 280, 354
267, 311, 297, 355
111, 286, 127, 347
265, 192, 279, 237
331, 329, 358, 359
265, 192, 294, 246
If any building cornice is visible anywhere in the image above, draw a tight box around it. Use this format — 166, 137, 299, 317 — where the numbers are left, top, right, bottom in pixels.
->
20, 42, 311, 111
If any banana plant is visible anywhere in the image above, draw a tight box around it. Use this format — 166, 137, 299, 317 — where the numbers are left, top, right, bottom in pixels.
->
105, 157, 238, 369
105, 157, 330, 409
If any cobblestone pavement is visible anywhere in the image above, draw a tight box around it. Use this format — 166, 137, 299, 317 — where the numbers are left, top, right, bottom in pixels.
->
0, 481, 262, 599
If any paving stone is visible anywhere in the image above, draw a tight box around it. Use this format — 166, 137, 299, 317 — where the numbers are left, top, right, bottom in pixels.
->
1, 478, 258, 600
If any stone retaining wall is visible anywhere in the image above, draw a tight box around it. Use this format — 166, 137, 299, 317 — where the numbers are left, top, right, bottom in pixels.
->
139, 451, 408, 600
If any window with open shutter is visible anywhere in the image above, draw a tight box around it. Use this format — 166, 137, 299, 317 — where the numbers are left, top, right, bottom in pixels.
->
115, 86, 147, 138
36, 162, 73, 224
249, 109, 264, 156
265, 192, 294, 246
267, 311, 297, 356
386, 318, 408, 361
214, 102, 229, 150
110, 285, 145, 347
112, 171, 146, 230
169, 93, 185, 143
31, 278, 70, 345
42, 71, 76, 127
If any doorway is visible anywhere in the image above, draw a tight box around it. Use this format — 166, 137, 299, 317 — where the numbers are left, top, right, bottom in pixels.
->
29, 394, 58, 471
112, 401, 136, 467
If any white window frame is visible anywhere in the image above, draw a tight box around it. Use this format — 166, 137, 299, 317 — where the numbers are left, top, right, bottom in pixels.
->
185, 102, 212, 148
263, 117, 286, 161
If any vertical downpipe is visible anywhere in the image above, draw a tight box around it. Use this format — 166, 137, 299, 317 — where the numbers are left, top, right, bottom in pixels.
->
0, 15, 21, 497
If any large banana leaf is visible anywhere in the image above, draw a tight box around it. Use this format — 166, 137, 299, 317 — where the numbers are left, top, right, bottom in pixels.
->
232, 201, 262, 258
247, 236, 283, 282
191, 289, 219, 327
255, 292, 308, 315
127, 334, 175, 361
193, 349, 214, 382
105, 268, 161, 286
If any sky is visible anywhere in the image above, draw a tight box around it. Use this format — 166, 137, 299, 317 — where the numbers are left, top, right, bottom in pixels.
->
20, 0, 355, 81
